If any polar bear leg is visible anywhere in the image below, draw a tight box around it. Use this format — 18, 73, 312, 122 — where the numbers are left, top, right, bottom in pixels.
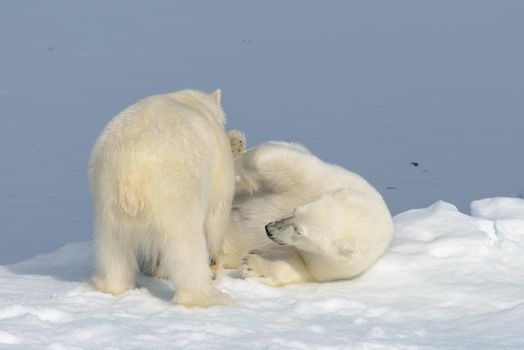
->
92, 217, 138, 295
241, 247, 314, 286
155, 205, 233, 307
234, 143, 309, 195
204, 201, 231, 273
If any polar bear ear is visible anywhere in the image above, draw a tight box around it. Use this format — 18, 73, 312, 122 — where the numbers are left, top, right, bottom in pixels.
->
336, 240, 354, 256
212, 89, 222, 106
332, 188, 351, 202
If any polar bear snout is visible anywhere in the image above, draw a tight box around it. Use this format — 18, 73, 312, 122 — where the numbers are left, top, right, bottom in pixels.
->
265, 224, 273, 238
265, 216, 296, 246
265, 222, 283, 244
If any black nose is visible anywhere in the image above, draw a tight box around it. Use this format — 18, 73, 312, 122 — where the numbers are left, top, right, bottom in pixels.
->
265, 224, 273, 238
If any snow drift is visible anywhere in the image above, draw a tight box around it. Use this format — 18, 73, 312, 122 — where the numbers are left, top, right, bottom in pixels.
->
1, 198, 523, 349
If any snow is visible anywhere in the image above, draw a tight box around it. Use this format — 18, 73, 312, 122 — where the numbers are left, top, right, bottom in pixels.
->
1, 198, 523, 349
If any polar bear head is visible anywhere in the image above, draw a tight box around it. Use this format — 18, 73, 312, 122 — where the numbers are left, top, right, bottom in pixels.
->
264, 188, 376, 259
172, 89, 226, 126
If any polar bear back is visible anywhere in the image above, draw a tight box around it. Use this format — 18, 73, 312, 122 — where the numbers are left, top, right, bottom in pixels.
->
89, 91, 233, 219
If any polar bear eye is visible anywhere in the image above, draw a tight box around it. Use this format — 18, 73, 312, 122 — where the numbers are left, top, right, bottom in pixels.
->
293, 225, 303, 236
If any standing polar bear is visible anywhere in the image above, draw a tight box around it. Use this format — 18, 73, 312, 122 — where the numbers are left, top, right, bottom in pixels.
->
89, 89, 235, 307
222, 133, 394, 286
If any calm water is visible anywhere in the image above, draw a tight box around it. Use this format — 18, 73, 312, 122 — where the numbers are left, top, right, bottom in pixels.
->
1, 1, 523, 263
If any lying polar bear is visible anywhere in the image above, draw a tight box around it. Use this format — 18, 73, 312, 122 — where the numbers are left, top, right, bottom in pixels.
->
221, 131, 394, 287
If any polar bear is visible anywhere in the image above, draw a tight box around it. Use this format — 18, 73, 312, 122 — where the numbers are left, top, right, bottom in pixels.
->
221, 134, 394, 286
89, 89, 235, 307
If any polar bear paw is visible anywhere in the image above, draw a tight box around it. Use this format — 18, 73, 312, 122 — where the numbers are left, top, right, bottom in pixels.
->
227, 130, 246, 157
241, 249, 313, 287
174, 287, 235, 308
241, 250, 276, 285
91, 275, 135, 296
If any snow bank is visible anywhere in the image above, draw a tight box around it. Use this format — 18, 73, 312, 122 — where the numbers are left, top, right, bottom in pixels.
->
1, 198, 523, 349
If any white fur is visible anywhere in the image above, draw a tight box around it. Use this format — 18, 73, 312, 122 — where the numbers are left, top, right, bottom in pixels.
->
89, 89, 235, 307
222, 137, 394, 286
